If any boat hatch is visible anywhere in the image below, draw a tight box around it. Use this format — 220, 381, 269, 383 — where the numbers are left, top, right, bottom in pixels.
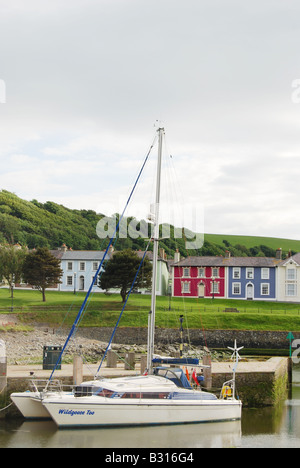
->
153, 367, 192, 389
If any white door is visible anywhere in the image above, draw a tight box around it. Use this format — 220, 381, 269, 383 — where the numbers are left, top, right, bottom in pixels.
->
198, 283, 205, 298
246, 283, 254, 300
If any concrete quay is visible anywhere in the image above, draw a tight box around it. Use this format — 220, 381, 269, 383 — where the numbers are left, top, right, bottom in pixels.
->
0, 356, 290, 418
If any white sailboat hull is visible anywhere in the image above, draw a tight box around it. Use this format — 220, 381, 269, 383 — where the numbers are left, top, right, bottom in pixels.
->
10, 392, 51, 419
43, 395, 242, 428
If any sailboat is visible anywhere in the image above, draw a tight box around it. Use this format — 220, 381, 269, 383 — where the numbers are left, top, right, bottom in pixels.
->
39, 127, 242, 427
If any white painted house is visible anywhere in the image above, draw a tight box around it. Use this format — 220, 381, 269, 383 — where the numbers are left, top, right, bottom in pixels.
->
54, 249, 111, 293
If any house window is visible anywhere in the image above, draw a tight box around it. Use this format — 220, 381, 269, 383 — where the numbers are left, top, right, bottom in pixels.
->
183, 268, 190, 278
93, 262, 99, 271
233, 268, 241, 279
211, 281, 219, 294
67, 262, 73, 271
181, 282, 191, 294
261, 283, 270, 296
246, 268, 254, 279
286, 283, 297, 296
261, 268, 270, 280
79, 262, 85, 271
212, 268, 219, 278
287, 269, 297, 280
67, 276, 73, 286
232, 283, 241, 295
198, 268, 205, 278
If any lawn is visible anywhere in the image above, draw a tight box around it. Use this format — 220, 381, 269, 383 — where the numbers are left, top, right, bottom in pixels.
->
1, 288, 300, 332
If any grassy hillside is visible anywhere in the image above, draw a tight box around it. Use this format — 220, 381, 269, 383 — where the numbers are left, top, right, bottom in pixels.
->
0, 189, 299, 258
205, 233, 300, 253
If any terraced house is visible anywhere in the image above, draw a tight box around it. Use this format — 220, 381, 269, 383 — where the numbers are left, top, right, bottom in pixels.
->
171, 250, 283, 301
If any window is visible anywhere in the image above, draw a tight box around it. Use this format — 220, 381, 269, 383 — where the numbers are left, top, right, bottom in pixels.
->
198, 268, 205, 278
211, 281, 219, 294
79, 262, 85, 271
233, 268, 241, 279
93, 262, 99, 271
246, 268, 254, 279
67, 276, 73, 286
212, 267, 219, 278
181, 282, 191, 294
261, 268, 270, 280
183, 268, 190, 278
232, 283, 241, 295
67, 262, 73, 271
287, 269, 296, 280
261, 284, 269, 296
286, 283, 297, 296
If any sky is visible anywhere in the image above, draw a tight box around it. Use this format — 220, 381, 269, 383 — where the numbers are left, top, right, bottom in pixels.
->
1, 0, 300, 240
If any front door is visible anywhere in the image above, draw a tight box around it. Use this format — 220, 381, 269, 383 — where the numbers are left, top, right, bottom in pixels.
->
246, 283, 254, 300
198, 282, 205, 298
79, 275, 85, 291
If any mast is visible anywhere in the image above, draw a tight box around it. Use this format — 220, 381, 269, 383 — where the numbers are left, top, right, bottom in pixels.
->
147, 126, 164, 373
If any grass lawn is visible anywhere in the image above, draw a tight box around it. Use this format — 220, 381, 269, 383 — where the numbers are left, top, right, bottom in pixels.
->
1, 288, 300, 332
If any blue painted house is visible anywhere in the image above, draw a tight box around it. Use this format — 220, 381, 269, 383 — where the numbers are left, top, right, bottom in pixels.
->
226, 256, 278, 301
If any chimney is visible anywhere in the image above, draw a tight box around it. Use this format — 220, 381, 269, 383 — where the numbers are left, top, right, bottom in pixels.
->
174, 249, 180, 263
225, 250, 231, 259
276, 248, 282, 260
159, 248, 166, 260
61, 243, 67, 252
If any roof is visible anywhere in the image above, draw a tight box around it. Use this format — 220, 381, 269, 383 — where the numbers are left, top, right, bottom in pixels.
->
135, 251, 167, 262
60, 251, 108, 261
173, 256, 279, 268
278, 252, 300, 267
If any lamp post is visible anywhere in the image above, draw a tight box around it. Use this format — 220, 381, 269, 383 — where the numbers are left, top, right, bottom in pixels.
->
74, 272, 77, 295
211, 276, 215, 300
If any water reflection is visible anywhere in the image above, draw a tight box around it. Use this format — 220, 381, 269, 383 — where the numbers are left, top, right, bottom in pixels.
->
1, 419, 242, 448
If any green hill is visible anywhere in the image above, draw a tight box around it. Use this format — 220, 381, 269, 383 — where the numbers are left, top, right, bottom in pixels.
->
205, 233, 300, 254
0, 189, 299, 258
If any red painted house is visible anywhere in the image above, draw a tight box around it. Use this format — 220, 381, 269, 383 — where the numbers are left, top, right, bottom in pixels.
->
172, 256, 226, 298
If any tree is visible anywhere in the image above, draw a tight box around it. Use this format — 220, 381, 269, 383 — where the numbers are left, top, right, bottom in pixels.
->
22, 247, 63, 302
0, 244, 27, 298
99, 249, 152, 302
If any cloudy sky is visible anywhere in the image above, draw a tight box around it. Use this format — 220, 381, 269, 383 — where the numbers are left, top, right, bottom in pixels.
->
1, 0, 300, 240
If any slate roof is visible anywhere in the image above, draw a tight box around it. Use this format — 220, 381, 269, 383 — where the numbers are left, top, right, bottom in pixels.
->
60, 251, 108, 261
278, 252, 300, 266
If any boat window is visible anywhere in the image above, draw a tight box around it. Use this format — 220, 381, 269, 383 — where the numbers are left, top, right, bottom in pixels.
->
74, 386, 112, 397
120, 392, 169, 399
153, 368, 187, 388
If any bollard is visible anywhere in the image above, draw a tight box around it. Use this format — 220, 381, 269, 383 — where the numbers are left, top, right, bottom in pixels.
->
0, 340, 7, 393
124, 351, 135, 370
202, 354, 212, 390
107, 349, 118, 368
140, 355, 147, 375
73, 355, 83, 386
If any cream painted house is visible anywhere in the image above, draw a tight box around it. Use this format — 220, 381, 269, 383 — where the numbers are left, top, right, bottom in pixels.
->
277, 253, 300, 302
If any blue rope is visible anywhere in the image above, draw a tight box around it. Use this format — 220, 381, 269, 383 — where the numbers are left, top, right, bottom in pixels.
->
95, 242, 151, 378
46, 136, 156, 386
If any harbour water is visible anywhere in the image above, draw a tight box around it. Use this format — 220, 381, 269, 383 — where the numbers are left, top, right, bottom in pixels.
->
1, 367, 300, 449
